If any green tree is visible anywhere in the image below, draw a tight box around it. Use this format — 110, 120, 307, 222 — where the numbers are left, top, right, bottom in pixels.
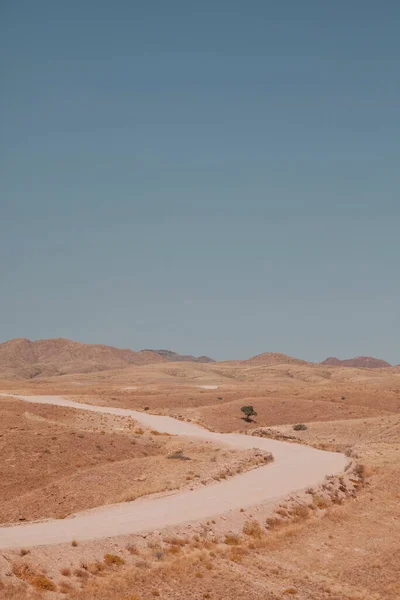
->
240, 405, 257, 422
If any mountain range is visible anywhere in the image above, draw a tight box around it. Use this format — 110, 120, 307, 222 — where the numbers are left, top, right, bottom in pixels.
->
0, 337, 396, 379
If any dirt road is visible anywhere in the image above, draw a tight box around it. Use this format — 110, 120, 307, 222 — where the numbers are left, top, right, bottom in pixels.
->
0, 395, 347, 549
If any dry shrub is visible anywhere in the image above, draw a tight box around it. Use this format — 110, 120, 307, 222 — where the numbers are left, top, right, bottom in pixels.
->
74, 568, 88, 578
243, 519, 263, 538
224, 533, 240, 545
87, 562, 106, 575
284, 588, 298, 595
291, 504, 310, 520
71, 539, 78, 547
164, 536, 188, 546
61, 567, 71, 576
312, 494, 330, 509
12, 562, 56, 592
354, 463, 366, 482
167, 451, 191, 461
104, 553, 125, 566
29, 575, 56, 592
126, 544, 140, 555
166, 545, 181, 555
19, 549, 29, 557
276, 507, 288, 517
229, 545, 249, 563
266, 517, 283, 530
59, 581, 74, 595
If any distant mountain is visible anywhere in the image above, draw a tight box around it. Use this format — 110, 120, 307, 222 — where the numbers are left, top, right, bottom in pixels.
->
0, 338, 216, 380
230, 352, 310, 367
0, 338, 168, 380
142, 349, 215, 364
321, 356, 392, 369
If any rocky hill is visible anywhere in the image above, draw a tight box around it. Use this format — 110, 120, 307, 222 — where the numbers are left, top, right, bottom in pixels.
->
143, 349, 215, 363
321, 356, 392, 369
0, 338, 168, 379
226, 352, 310, 367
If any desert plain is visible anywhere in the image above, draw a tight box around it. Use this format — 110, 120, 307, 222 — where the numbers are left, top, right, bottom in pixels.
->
0, 338, 399, 599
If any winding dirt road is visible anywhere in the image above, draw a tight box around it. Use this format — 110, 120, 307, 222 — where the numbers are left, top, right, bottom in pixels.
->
0, 395, 348, 549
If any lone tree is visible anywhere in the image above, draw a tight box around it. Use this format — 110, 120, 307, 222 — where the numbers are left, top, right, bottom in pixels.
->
240, 405, 257, 422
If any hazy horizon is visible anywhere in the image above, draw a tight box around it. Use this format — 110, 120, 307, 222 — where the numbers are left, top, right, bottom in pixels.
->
1, 3, 399, 364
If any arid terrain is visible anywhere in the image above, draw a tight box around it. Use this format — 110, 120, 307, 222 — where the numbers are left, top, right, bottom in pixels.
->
0, 339, 399, 599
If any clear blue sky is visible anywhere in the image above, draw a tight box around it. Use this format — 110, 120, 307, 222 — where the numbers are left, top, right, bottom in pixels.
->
1, 2, 399, 362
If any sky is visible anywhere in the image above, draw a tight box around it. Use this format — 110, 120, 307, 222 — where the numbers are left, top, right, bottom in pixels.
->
1, 1, 399, 363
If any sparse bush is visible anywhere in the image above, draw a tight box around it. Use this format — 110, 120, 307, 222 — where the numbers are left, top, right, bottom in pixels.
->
30, 575, 57, 591
87, 562, 106, 575
167, 451, 191, 461
229, 545, 248, 562
266, 517, 283, 529
166, 545, 181, 555
291, 504, 309, 520
19, 549, 29, 556
71, 539, 78, 547
354, 463, 366, 481
164, 536, 188, 546
240, 405, 257, 422
224, 534, 240, 545
242, 519, 263, 538
104, 553, 125, 566
59, 582, 73, 594
74, 568, 88, 578
12, 563, 56, 592
312, 494, 329, 509
293, 423, 307, 431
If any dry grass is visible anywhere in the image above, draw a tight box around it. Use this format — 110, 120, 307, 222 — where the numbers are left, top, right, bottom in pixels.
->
12, 562, 56, 592
103, 554, 125, 566
242, 519, 263, 538
290, 503, 310, 520
312, 494, 330, 509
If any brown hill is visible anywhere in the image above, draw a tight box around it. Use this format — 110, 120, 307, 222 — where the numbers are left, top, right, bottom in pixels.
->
238, 352, 310, 367
321, 356, 392, 369
144, 349, 215, 363
0, 338, 168, 379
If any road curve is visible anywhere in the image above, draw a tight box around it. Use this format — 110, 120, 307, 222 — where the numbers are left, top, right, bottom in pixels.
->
0, 395, 348, 549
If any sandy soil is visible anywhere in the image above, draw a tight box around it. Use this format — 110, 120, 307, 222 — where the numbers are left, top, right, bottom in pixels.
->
0, 394, 346, 549
0, 396, 266, 526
